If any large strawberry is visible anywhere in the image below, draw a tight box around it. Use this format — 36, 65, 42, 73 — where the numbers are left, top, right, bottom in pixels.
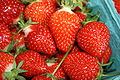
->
77, 21, 110, 59
24, 23, 56, 55
113, 0, 120, 14
62, 52, 100, 80
0, 23, 12, 51
49, 0, 81, 52
15, 50, 48, 77
24, 0, 56, 26
0, 0, 24, 26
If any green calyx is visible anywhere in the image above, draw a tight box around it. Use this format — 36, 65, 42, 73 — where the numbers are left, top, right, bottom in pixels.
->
4, 60, 27, 80
96, 59, 120, 80
21, 0, 41, 3
82, 11, 100, 26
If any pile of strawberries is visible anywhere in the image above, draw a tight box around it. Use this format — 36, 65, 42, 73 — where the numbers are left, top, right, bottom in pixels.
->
0, 0, 119, 80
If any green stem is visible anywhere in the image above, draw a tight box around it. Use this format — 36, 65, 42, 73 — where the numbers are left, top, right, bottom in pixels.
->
103, 72, 120, 77
52, 44, 72, 75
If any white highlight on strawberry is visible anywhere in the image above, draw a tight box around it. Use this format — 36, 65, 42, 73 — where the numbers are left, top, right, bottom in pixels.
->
59, 7, 73, 14
24, 25, 33, 37
5, 64, 13, 72
47, 62, 55, 67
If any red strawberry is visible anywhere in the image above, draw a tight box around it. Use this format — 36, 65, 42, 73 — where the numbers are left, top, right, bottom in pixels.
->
99, 45, 112, 64
113, 0, 120, 14
56, 45, 80, 63
47, 62, 66, 80
62, 52, 100, 80
74, 11, 86, 22
77, 21, 110, 59
49, 6, 80, 52
11, 29, 25, 48
0, 23, 12, 51
15, 50, 48, 77
24, 0, 56, 26
24, 24, 56, 55
32, 75, 51, 80
0, 0, 24, 26
0, 52, 14, 79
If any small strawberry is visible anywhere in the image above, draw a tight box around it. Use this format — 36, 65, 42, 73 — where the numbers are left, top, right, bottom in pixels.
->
62, 52, 100, 80
46, 62, 66, 80
18, 18, 56, 55
15, 50, 48, 77
32, 75, 51, 80
49, 0, 81, 52
0, 0, 24, 26
23, 0, 56, 26
113, 0, 120, 14
0, 23, 12, 51
99, 45, 112, 64
11, 28, 25, 48
77, 21, 110, 59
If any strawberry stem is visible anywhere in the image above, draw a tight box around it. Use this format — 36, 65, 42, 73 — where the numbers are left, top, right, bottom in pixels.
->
52, 44, 72, 75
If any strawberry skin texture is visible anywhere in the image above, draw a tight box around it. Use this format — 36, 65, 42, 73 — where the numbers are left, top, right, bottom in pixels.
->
74, 11, 86, 22
24, 24, 56, 55
99, 45, 112, 64
11, 29, 25, 48
15, 50, 48, 77
0, 23, 12, 50
77, 21, 110, 59
0, 52, 14, 73
0, 0, 24, 26
62, 52, 100, 80
32, 75, 51, 80
49, 8, 80, 52
47, 63, 66, 80
24, 0, 56, 26
113, 0, 120, 14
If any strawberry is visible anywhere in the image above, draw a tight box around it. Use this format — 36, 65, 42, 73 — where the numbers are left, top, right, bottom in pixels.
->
74, 11, 86, 22
113, 0, 120, 14
23, 23, 56, 55
11, 28, 25, 48
0, 52, 14, 79
15, 50, 48, 77
62, 52, 100, 80
99, 45, 112, 64
32, 75, 51, 80
77, 21, 110, 59
0, 23, 12, 51
49, 0, 80, 52
46, 62, 66, 80
0, 0, 24, 26
24, 0, 56, 26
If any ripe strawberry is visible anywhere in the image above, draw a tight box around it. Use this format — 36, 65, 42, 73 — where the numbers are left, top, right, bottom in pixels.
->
32, 75, 51, 80
0, 52, 14, 79
99, 45, 112, 64
46, 62, 66, 80
0, 0, 24, 26
77, 21, 110, 59
62, 52, 100, 80
49, 5, 80, 52
0, 23, 12, 51
24, 0, 56, 26
24, 24, 56, 55
74, 11, 86, 22
113, 0, 120, 14
15, 50, 48, 77
11, 29, 25, 48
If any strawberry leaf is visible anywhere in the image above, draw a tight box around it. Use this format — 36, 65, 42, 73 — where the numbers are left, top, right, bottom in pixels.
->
16, 75, 26, 80
59, 78, 65, 80
46, 57, 58, 63
17, 60, 24, 69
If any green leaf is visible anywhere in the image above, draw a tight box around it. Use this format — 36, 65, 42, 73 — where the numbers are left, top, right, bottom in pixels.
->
13, 60, 17, 69
16, 69, 28, 73
59, 78, 65, 80
17, 60, 24, 69
16, 75, 26, 80
46, 57, 58, 63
